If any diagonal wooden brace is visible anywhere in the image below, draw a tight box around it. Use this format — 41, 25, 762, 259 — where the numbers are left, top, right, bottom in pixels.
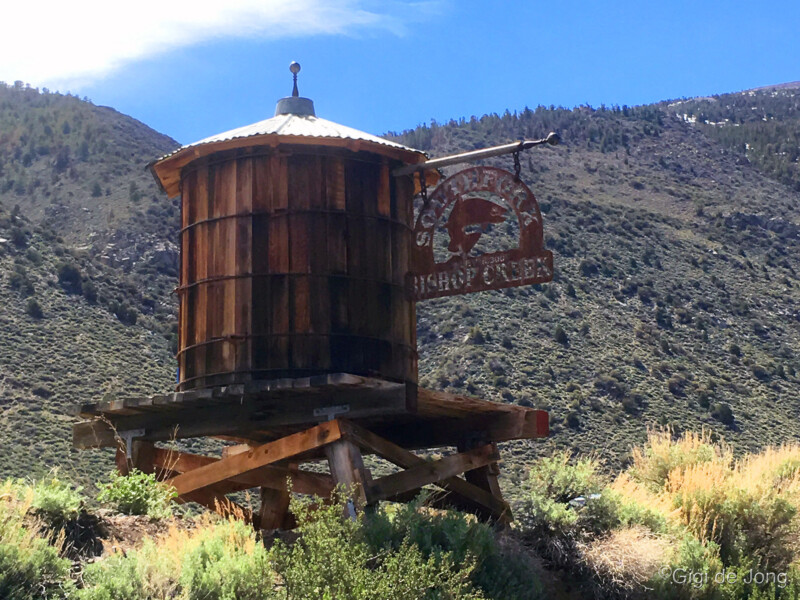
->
366, 444, 499, 503
152, 448, 334, 497
339, 420, 511, 522
167, 420, 344, 499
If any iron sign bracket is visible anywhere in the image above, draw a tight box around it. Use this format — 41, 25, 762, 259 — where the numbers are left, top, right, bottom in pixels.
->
392, 132, 559, 177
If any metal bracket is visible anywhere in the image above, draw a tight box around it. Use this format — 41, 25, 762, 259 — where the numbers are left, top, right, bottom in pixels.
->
118, 428, 146, 458
313, 404, 351, 421
392, 133, 560, 177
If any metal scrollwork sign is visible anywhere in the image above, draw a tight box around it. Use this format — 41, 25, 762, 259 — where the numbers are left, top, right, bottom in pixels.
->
408, 166, 553, 301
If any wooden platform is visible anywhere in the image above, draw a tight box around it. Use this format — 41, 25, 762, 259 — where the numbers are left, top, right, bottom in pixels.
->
73, 373, 548, 526
73, 373, 548, 452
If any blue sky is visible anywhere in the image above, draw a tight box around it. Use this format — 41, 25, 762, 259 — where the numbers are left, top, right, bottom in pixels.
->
2, 0, 798, 145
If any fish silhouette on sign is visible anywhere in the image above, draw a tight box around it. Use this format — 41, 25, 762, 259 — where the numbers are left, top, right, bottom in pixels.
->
409, 166, 554, 301
445, 197, 508, 255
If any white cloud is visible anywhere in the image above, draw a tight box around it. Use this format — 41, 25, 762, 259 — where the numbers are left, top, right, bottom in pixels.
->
0, 0, 430, 89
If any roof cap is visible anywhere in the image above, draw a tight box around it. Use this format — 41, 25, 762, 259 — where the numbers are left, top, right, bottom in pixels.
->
275, 62, 315, 117
149, 63, 429, 197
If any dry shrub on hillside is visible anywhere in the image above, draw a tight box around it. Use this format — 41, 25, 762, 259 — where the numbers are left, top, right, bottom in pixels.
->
0, 480, 74, 599
619, 428, 800, 570
579, 525, 671, 598
628, 427, 732, 491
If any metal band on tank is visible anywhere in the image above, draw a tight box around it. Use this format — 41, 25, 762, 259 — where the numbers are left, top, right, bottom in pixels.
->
178, 209, 413, 235
174, 272, 408, 294
176, 333, 417, 358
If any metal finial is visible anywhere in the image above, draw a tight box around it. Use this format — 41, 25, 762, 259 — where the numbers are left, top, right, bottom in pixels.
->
290, 61, 301, 97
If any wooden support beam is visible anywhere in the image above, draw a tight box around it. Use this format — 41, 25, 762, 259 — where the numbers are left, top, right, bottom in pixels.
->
367, 409, 548, 450
457, 440, 508, 520
339, 420, 511, 522
366, 444, 498, 504
152, 448, 333, 497
222, 444, 254, 458
258, 486, 291, 531
167, 420, 343, 497
179, 485, 252, 522
115, 446, 129, 475
325, 438, 370, 508
72, 376, 410, 450
114, 440, 156, 475
257, 460, 296, 531
131, 441, 157, 474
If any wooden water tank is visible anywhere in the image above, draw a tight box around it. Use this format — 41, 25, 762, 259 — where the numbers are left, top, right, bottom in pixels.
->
150, 67, 428, 391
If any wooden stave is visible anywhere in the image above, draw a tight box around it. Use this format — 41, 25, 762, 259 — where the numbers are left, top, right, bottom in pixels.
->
177, 149, 417, 391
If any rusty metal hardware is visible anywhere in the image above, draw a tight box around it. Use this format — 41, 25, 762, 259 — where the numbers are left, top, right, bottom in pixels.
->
407, 166, 553, 301
392, 133, 559, 177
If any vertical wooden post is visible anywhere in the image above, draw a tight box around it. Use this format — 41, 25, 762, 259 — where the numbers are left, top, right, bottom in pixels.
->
257, 461, 295, 531
325, 437, 370, 511
115, 445, 129, 476
115, 441, 156, 475
132, 441, 157, 474
457, 440, 507, 521
258, 487, 291, 531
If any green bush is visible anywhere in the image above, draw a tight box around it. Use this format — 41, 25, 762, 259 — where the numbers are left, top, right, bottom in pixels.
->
516, 452, 617, 566
82, 280, 98, 304
273, 493, 487, 600
31, 474, 83, 528
76, 555, 148, 600
8, 268, 35, 296
629, 429, 728, 491
56, 262, 82, 294
527, 451, 603, 504
25, 298, 43, 319
0, 482, 74, 599
96, 469, 176, 519
180, 519, 274, 600
78, 517, 272, 600
361, 496, 542, 600
711, 402, 735, 427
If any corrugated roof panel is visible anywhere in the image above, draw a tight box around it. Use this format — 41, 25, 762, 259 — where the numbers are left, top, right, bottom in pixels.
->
156, 113, 420, 162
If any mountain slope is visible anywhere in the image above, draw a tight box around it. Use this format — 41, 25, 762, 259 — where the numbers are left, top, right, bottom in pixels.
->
0, 83, 798, 491
391, 86, 800, 480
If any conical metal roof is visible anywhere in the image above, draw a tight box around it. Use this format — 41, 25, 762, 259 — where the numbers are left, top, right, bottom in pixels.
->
181, 112, 420, 156
150, 63, 426, 197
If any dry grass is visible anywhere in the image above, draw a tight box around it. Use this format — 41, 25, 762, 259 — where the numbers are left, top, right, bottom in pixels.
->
629, 427, 732, 491
579, 526, 671, 597
609, 429, 800, 572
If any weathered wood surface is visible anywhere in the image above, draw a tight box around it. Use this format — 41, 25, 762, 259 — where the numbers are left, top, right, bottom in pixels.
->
340, 420, 511, 522
72, 376, 547, 452
175, 148, 417, 391
151, 448, 334, 497
167, 421, 343, 497
151, 138, 426, 199
258, 486, 291, 530
325, 438, 370, 507
74, 374, 403, 418
365, 444, 498, 503
114, 418, 516, 525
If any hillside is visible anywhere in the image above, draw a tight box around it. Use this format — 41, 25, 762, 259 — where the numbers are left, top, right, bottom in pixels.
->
0, 83, 181, 485
0, 82, 799, 490
391, 86, 800, 478
0, 81, 178, 242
